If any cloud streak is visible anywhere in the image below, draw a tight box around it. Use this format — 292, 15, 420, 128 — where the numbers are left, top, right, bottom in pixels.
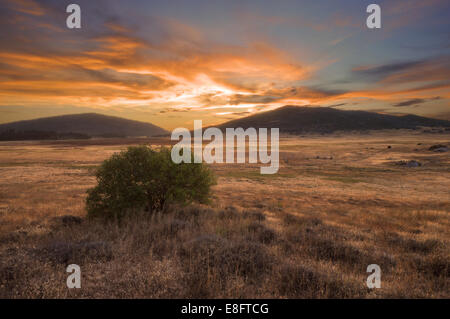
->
0, 0, 449, 128
393, 97, 441, 107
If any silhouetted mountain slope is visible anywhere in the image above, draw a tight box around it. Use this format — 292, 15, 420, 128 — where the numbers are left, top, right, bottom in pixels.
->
0, 113, 168, 137
216, 106, 450, 133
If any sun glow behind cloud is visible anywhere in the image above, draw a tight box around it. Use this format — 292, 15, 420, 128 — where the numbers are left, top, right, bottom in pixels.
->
0, 0, 449, 128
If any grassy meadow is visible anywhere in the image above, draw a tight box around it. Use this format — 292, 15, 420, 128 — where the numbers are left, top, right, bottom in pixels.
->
0, 130, 449, 298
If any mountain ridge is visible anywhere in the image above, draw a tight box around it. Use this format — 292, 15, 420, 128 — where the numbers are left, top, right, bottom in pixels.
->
1, 107, 449, 139
214, 106, 450, 134
0, 113, 168, 137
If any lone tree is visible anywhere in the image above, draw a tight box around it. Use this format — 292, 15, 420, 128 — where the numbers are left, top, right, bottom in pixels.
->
86, 146, 216, 219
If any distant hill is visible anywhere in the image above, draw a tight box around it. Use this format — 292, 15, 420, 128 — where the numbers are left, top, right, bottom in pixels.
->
0, 113, 168, 138
216, 106, 450, 134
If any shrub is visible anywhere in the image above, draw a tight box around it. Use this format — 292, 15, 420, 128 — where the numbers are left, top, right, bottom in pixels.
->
86, 146, 216, 219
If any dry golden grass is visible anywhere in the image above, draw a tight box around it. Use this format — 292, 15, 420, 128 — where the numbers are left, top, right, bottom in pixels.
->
0, 131, 449, 298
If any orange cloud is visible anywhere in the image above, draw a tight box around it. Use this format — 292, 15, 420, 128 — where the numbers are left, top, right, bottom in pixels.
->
6, 0, 45, 16
0, 15, 312, 117
0, 3, 449, 129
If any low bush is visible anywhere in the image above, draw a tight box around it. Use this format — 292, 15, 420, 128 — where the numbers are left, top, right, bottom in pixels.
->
86, 146, 216, 219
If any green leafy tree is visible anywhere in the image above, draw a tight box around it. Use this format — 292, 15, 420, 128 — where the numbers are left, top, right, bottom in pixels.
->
86, 146, 216, 219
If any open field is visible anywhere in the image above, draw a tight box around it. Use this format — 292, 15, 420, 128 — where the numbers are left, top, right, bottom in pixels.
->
0, 131, 449, 298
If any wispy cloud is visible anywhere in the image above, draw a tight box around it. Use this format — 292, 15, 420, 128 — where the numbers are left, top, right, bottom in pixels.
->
0, 0, 449, 128
393, 96, 441, 107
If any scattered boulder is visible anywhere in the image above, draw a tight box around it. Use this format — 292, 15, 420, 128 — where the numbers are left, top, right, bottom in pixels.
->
395, 160, 422, 168
428, 144, 448, 152
406, 160, 422, 167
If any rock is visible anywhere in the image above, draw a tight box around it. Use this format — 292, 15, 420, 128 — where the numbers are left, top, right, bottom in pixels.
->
395, 160, 422, 167
428, 144, 448, 152
433, 147, 448, 153
406, 160, 421, 167
387, 146, 392, 149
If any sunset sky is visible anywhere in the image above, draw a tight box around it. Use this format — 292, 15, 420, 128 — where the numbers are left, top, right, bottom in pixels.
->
0, 0, 449, 130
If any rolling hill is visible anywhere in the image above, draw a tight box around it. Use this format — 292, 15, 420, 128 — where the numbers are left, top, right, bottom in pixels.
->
216, 106, 450, 134
0, 113, 168, 138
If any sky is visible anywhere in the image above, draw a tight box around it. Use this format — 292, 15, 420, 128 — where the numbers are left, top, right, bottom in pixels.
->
0, 0, 449, 130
